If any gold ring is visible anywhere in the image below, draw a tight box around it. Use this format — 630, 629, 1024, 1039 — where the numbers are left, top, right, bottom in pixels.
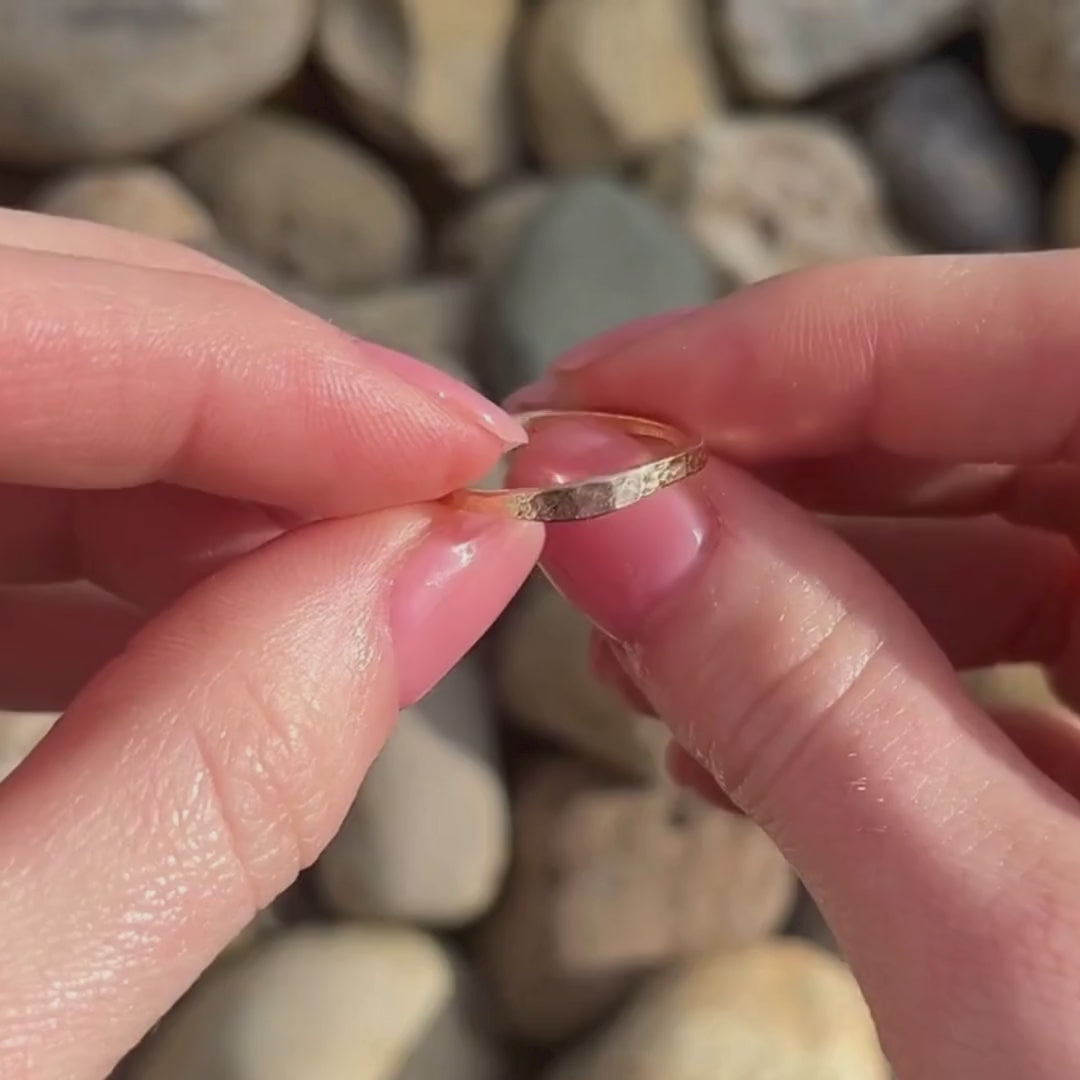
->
442, 409, 707, 522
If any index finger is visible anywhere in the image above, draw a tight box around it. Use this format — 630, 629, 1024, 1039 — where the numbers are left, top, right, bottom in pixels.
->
518, 252, 1080, 466
0, 246, 522, 515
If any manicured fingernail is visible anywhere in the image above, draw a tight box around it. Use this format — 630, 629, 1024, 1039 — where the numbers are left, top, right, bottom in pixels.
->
390, 509, 540, 706
507, 417, 713, 644
364, 342, 528, 447
504, 307, 700, 412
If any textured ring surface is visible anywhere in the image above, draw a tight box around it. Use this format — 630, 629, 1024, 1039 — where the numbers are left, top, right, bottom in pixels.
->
442, 409, 707, 522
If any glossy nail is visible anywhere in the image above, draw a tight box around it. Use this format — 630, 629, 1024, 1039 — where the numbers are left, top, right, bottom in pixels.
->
389, 508, 541, 706
364, 342, 528, 447
507, 417, 714, 644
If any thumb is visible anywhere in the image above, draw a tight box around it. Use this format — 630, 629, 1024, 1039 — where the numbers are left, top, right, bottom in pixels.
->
509, 418, 1080, 1079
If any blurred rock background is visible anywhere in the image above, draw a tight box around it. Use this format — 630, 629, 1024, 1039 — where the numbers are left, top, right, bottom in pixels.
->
1, 1, 1077, 1077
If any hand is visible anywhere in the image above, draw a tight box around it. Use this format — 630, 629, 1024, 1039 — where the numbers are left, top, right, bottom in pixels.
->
0, 210, 541, 1079
508, 252, 1080, 1080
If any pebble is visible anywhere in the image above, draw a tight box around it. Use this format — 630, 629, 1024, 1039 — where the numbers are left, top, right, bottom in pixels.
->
0, 171, 37, 208
787, 885, 840, 955
316, 0, 518, 187
717, 0, 974, 102
129, 924, 504, 1080
863, 61, 1040, 252
0, 1, 316, 165
495, 581, 668, 779
645, 115, 905, 284
984, 0, 1080, 136
480, 176, 716, 398
0, 712, 58, 783
962, 663, 1070, 716
31, 164, 216, 245
315, 662, 510, 927
475, 756, 796, 1044
544, 940, 890, 1080
1051, 148, 1080, 249
174, 110, 421, 292
326, 277, 476, 373
182, 240, 478, 392
522, 0, 722, 171
437, 179, 553, 280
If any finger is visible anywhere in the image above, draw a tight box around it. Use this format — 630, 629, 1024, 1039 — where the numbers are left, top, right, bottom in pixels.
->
513, 251, 1080, 466
965, 662, 1080, 801
834, 516, 1080, 670
760, 454, 1080, 537
993, 706, 1080, 803
0, 506, 541, 1079
0, 207, 251, 283
665, 696, 1080, 824
510, 418, 1080, 1078
588, 632, 657, 715
0, 245, 523, 513
665, 743, 742, 814
0, 583, 142, 711
0, 484, 295, 610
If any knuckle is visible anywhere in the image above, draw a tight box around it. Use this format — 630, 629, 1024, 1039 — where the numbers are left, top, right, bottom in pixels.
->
184, 664, 337, 909
699, 607, 887, 819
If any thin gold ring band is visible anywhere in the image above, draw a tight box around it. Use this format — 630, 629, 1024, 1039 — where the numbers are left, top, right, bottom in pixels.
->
442, 409, 707, 522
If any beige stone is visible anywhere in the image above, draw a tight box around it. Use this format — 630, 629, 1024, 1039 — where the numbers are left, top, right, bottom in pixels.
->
437, 179, 553, 279
1052, 149, 1080, 249
985, 0, 1080, 136
523, 0, 722, 171
0, 1, 316, 165
326, 278, 476, 371
646, 115, 905, 284
175, 111, 421, 292
495, 580, 667, 779
130, 925, 503, 1080
546, 940, 889, 1080
317, 0, 518, 187
0, 712, 58, 783
32, 165, 214, 244
315, 662, 510, 927
476, 756, 796, 1044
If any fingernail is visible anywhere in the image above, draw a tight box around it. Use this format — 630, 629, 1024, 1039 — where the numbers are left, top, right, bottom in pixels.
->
364, 342, 527, 447
507, 417, 713, 643
504, 307, 699, 412
390, 509, 540, 706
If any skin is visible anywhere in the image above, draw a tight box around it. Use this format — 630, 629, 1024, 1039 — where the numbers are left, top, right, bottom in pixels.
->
507, 253, 1080, 1079
4, 215, 1080, 1078
0, 209, 543, 1079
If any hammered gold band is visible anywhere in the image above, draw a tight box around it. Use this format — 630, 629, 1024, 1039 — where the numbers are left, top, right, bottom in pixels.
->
443, 409, 707, 522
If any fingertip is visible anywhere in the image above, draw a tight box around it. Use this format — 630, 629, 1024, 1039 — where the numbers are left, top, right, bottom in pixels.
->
362, 343, 528, 448
390, 507, 542, 706
507, 416, 714, 643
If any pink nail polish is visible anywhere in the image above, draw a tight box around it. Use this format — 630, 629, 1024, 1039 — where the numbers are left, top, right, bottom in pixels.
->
507, 417, 713, 643
389, 509, 541, 706
363, 342, 528, 447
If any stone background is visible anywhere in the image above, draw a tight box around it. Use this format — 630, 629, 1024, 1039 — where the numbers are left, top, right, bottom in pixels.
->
0, 1, 1076, 1078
